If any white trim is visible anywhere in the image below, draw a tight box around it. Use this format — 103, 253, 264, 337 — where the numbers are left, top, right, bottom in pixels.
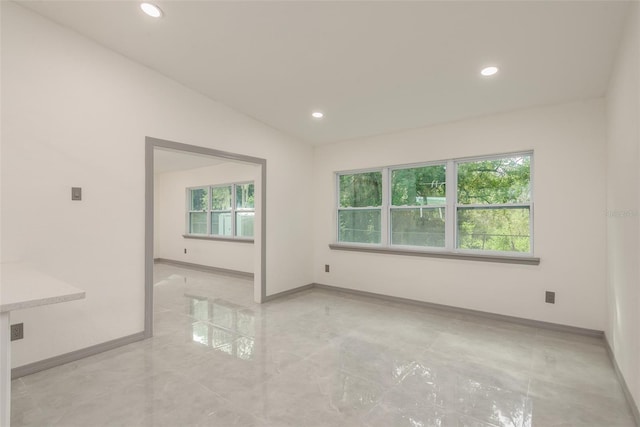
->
335, 166, 384, 176
529, 154, 535, 254
446, 159, 456, 250
387, 160, 447, 173
231, 183, 237, 236
334, 171, 340, 243
456, 203, 531, 209
337, 206, 382, 211
332, 150, 533, 173
390, 206, 447, 210
381, 167, 389, 245
451, 150, 534, 164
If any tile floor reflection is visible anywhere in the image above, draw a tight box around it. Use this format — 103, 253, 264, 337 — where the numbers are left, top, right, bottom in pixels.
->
11, 263, 636, 426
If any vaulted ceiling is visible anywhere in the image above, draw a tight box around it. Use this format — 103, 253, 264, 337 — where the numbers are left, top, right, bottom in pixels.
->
18, 0, 631, 144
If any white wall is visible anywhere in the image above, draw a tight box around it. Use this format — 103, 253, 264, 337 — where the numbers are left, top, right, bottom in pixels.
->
313, 99, 607, 330
606, 1, 640, 408
2, 0, 631, 375
1, 2, 313, 368
154, 162, 257, 274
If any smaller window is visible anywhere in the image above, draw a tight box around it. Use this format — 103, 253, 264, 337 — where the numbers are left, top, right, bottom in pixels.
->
235, 183, 255, 238
456, 154, 531, 253
188, 187, 209, 235
390, 164, 446, 248
187, 182, 255, 239
337, 171, 382, 244
211, 186, 232, 236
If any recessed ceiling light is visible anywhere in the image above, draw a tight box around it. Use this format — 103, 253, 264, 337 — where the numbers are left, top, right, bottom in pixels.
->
481, 66, 499, 77
312, 112, 324, 119
140, 3, 163, 18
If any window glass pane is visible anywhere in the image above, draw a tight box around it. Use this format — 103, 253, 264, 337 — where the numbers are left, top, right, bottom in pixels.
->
391, 208, 445, 247
236, 183, 255, 210
236, 211, 254, 238
189, 212, 207, 234
457, 207, 530, 252
338, 209, 381, 244
457, 155, 530, 204
391, 165, 446, 206
190, 188, 208, 211
211, 212, 232, 236
211, 186, 232, 210
339, 172, 382, 208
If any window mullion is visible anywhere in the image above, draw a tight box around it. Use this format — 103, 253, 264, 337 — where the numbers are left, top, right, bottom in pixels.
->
207, 187, 212, 235
186, 188, 191, 235
381, 167, 389, 246
445, 160, 456, 250
457, 203, 531, 209
231, 184, 237, 237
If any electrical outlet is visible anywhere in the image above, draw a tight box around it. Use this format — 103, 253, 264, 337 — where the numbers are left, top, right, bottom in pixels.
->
545, 291, 555, 304
325, 264, 330, 273
11, 323, 24, 341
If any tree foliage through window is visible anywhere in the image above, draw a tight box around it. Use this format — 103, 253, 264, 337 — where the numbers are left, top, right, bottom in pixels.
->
457, 156, 531, 252
336, 153, 532, 253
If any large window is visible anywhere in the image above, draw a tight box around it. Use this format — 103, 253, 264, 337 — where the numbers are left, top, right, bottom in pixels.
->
336, 152, 532, 255
187, 182, 254, 239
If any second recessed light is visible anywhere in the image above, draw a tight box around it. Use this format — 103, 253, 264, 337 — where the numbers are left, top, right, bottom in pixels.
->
141, 2, 163, 18
312, 112, 324, 119
481, 66, 499, 76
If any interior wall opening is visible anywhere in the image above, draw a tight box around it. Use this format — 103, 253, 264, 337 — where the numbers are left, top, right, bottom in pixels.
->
145, 137, 266, 338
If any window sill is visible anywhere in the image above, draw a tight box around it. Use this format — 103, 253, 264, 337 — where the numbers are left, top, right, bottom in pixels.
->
183, 234, 254, 244
328, 244, 540, 265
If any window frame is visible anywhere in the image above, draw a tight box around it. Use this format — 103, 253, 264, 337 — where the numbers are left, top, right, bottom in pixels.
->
234, 181, 256, 239
454, 152, 534, 256
334, 151, 535, 260
209, 184, 233, 237
388, 161, 448, 249
185, 181, 255, 241
335, 167, 385, 245
187, 185, 210, 235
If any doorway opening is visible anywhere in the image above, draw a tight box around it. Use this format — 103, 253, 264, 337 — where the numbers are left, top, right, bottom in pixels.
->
144, 137, 266, 338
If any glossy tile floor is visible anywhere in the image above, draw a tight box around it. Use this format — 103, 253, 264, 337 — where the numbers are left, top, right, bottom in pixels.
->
11, 263, 636, 426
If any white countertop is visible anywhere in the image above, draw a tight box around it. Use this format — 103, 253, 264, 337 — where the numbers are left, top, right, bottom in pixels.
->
0, 263, 85, 313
